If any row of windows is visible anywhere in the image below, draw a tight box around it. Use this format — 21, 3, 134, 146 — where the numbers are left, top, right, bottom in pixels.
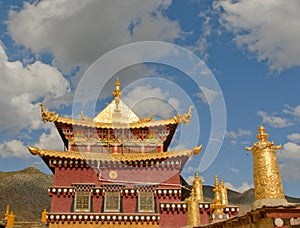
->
75, 191, 155, 213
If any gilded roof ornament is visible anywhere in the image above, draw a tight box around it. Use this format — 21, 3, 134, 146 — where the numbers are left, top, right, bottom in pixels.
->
112, 78, 122, 99
246, 125, 282, 151
192, 172, 204, 202
192, 145, 202, 155
27, 146, 195, 162
174, 106, 193, 124
138, 113, 153, 123
220, 179, 228, 206
39, 81, 194, 127
246, 125, 287, 209
185, 188, 201, 226
112, 78, 122, 111
40, 103, 59, 123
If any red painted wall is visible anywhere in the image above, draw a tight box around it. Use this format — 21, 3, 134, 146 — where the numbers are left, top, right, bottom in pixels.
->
53, 167, 99, 186
160, 211, 187, 228
51, 195, 73, 212
93, 195, 102, 213
122, 195, 137, 213
53, 166, 182, 187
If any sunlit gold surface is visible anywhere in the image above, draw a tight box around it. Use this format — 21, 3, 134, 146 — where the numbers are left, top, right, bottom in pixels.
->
41, 209, 47, 223
246, 126, 285, 201
192, 145, 202, 155
40, 79, 193, 129
27, 146, 40, 155
93, 99, 140, 124
186, 188, 201, 226
220, 179, 228, 206
211, 175, 224, 215
193, 172, 204, 201
173, 106, 193, 125
40, 104, 193, 128
40, 103, 58, 123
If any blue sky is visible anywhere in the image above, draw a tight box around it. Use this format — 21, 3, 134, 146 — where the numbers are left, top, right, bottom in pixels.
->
1, 0, 300, 197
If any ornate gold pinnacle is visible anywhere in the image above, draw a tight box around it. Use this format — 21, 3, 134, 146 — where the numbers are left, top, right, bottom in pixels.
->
212, 176, 224, 214
41, 209, 47, 223
112, 78, 122, 111
193, 172, 204, 201
246, 126, 288, 209
220, 179, 228, 206
186, 188, 201, 226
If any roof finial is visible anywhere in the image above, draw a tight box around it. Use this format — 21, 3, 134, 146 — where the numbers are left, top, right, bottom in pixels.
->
112, 78, 122, 110
112, 78, 122, 98
256, 125, 269, 141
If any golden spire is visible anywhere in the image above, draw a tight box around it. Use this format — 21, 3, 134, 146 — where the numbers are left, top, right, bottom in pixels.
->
6, 211, 15, 228
220, 179, 228, 206
41, 209, 47, 222
186, 188, 201, 226
211, 176, 226, 221
212, 176, 222, 212
246, 126, 287, 209
256, 125, 269, 141
112, 78, 122, 111
193, 172, 204, 201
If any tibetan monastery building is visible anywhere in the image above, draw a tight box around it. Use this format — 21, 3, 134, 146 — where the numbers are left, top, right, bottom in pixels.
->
28, 79, 239, 228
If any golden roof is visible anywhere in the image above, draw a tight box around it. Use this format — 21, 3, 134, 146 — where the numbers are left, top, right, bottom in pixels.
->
39, 79, 193, 128
27, 145, 202, 162
93, 99, 140, 124
40, 104, 193, 129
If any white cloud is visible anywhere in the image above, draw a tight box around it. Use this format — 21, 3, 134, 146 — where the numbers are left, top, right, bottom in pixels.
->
0, 44, 70, 135
224, 181, 253, 193
0, 139, 29, 158
215, 0, 300, 71
0, 125, 64, 158
287, 133, 300, 143
226, 128, 251, 145
280, 162, 300, 181
283, 105, 300, 118
226, 128, 251, 139
230, 167, 239, 173
123, 85, 181, 119
281, 142, 300, 160
183, 166, 199, 174
257, 111, 293, 128
187, 12, 212, 61
278, 142, 300, 181
34, 125, 64, 151
8, 0, 182, 73
196, 87, 218, 104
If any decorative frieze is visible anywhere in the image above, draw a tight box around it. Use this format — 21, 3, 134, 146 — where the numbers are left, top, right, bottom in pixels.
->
48, 158, 182, 169
154, 189, 181, 197
47, 213, 160, 223
160, 202, 212, 212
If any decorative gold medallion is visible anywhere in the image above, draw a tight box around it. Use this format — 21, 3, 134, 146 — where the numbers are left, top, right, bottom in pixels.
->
109, 170, 118, 179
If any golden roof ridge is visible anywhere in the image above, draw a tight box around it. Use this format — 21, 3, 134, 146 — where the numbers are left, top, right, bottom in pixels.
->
27, 145, 202, 162
39, 103, 194, 128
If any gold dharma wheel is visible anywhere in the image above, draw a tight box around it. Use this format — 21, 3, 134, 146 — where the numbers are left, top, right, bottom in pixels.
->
109, 170, 118, 179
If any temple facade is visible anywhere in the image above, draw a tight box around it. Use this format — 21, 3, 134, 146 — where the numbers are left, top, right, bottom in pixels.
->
28, 79, 237, 227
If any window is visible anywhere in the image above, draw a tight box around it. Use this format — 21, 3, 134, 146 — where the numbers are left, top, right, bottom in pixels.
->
139, 192, 154, 212
104, 192, 120, 212
75, 191, 90, 212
